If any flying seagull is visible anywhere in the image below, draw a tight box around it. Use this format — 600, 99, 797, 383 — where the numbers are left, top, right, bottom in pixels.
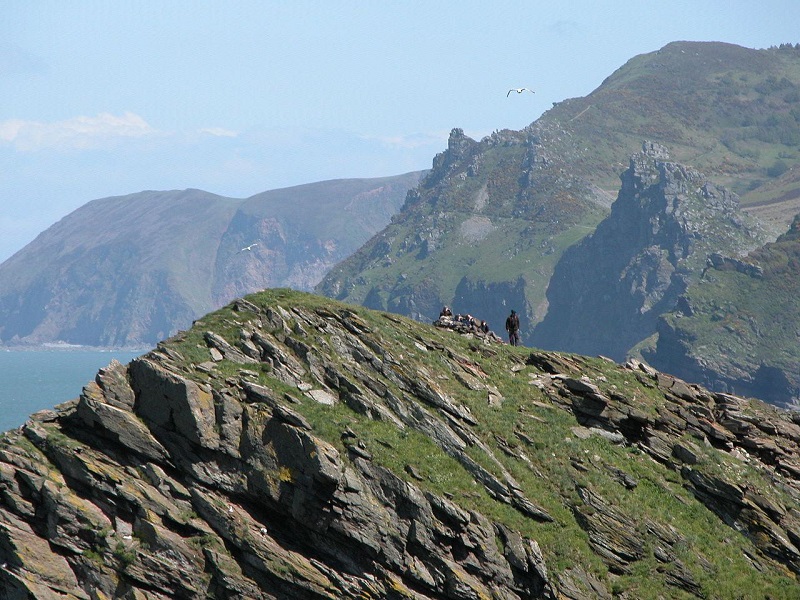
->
237, 243, 258, 253
507, 87, 535, 97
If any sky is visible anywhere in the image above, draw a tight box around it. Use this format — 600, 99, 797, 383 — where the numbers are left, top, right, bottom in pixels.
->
2, 1, 799, 262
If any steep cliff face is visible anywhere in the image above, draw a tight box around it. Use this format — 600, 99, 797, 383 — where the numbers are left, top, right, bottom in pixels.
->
1, 290, 798, 599
0, 173, 423, 348
532, 142, 767, 360
647, 213, 800, 408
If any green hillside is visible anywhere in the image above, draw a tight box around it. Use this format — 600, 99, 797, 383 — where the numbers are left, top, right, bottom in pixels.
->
318, 41, 800, 407
544, 41, 800, 206
2, 289, 798, 598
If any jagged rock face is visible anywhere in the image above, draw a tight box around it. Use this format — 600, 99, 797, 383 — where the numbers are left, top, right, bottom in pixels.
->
648, 212, 800, 408
317, 127, 607, 338
0, 290, 798, 598
533, 142, 767, 361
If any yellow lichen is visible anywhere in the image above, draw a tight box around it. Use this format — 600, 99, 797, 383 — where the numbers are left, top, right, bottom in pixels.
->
278, 465, 294, 483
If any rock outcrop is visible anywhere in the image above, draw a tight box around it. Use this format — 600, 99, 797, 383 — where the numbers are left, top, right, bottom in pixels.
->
648, 212, 800, 408
533, 142, 767, 361
0, 289, 798, 598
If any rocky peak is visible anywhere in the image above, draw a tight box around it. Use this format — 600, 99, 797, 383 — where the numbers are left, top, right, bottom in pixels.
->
430, 127, 481, 173
619, 142, 745, 247
623, 141, 670, 191
642, 140, 670, 160
533, 143, 767, 360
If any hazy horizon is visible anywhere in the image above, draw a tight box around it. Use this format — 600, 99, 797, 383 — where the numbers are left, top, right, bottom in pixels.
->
3, 1, 799, 262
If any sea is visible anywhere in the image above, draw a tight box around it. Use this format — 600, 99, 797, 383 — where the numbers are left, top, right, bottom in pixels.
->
0, 348, 145, 433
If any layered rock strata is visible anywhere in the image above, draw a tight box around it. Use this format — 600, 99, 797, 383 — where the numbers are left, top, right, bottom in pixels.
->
0, 290, 797, 598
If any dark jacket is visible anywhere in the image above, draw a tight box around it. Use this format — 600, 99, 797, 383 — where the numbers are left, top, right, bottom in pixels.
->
505, 313, 519, 332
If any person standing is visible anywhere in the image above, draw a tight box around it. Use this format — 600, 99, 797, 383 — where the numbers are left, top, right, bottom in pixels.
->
505, 309, 520, 346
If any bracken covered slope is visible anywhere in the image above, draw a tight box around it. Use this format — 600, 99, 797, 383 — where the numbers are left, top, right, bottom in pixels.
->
1, 289, 799, 599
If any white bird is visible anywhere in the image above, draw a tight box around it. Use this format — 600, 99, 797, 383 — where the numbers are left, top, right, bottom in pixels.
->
507, 87, 535, 97
237, 243, 258, 253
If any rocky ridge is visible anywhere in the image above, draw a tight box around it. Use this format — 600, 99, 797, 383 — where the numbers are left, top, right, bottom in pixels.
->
0, 289, 798, 598
317, 126, 608, 340
533, 141, 768, 361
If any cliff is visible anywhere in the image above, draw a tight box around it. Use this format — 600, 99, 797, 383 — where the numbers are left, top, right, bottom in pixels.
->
0, 172, 424, 348
532, 142, 767, 360
648, 213, 800, 407
1, 289, 798, 598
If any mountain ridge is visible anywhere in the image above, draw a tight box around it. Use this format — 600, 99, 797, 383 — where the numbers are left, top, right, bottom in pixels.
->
317, 41, 800, 409
0, 171, 425, 348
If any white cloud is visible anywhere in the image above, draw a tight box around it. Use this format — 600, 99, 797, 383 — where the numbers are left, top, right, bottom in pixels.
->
0, 112, 158, 151
198, 127, 238, 138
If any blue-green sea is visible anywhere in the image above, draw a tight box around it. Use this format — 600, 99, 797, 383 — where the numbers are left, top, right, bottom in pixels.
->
0, 349, 144, 433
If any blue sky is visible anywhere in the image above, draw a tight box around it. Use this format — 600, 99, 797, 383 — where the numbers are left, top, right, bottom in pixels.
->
2, 1, 798, 262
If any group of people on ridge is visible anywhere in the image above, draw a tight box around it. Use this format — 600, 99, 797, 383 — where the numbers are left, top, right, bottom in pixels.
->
437, 305, 521, 346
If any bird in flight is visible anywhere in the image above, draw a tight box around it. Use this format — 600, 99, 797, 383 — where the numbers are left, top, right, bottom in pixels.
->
507, 87, 535, 97
237, 243, 258, 253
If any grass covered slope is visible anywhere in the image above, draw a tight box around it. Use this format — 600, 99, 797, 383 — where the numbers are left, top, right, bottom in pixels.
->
544, 41, 800, 215
319, 42, 800, 347
1, 289, 798, 598
317, 128, 608, 340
